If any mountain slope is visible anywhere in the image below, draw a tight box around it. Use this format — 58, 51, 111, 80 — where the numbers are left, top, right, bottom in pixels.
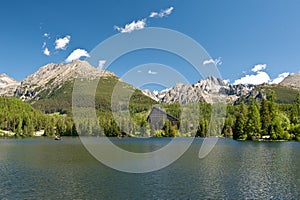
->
15, 60, 116, 101
255, 84, 299, 104
280, 73, 300, 90
12, 60, 156, 114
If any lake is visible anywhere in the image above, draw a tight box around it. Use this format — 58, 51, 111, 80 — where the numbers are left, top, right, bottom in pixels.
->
0, 137, 299, 199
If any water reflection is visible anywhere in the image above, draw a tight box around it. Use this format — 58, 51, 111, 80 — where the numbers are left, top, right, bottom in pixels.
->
0, 138, 299, 199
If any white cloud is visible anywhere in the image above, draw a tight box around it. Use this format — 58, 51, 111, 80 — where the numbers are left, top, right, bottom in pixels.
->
114, 19, 146, 33
149, 6, 174, 18
149, 12, 158, 18
251, 64, 266, 72
148, 70, 157, 75
233, 71, 270, 85
98, 60, 106, 69
203, 59, 214, 65
114, 6, 174, 33
43, 47, 50, 56
65, 49, 90, 63
55, 35, 71, 50
270, 72, 290, 84
203, 57, 222, 66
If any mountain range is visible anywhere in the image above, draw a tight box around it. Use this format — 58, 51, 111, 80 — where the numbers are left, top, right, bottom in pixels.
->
0, 61, 299, 112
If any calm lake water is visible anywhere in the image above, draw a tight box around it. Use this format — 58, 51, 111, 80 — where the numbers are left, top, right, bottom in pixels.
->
0, 137, 299, 199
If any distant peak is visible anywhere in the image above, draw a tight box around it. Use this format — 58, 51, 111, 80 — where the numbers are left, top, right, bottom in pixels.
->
197, 76, 227, 86
0, 73, 8, 77
0, 73, 18, 81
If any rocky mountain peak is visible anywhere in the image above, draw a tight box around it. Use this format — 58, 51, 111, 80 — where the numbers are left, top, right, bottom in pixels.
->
21, 60, 115, 87
14, 60, 117, 100
145, 76, 262, 104
0, 73, 17, 83
0, 73, 20, 96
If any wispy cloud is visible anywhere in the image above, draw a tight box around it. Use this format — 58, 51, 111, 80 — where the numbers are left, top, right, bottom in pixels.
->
65, 49, 90, 63
43, 47, 50, 56
148, 70, 158, 75
43, 33, 50, 38
251, 64, 266, 72
270, 72, 290, 84
42, 42, 46, 48
98, 60, 106, 69
55, 35, 71, 50
115, 6, 174, 33
149, 6, 174, 18
114, 19, 147, 33
203, 57, 222, 66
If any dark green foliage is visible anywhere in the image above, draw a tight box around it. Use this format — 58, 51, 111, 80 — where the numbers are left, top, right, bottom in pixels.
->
260, 98, 271, 135
233, 102, 247, 140
246, 99, 261, 140
0, 97, 46, 136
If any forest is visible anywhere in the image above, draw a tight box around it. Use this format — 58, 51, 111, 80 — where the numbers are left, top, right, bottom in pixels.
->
0, 98, 76, 137
0, 90, 299, 141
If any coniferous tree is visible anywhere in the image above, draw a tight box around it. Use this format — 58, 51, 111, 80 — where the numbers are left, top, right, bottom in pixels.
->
233, 102, 247, 140
246, 99, 261, 140
268, 91, 284, 139
260, 98, 271, 136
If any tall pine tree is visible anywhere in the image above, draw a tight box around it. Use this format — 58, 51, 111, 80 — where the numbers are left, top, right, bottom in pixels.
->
233, 102, 247, 140
246, 98, 261, 140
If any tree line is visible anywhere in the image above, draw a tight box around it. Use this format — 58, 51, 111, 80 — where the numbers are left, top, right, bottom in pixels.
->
0, 91, 300, 141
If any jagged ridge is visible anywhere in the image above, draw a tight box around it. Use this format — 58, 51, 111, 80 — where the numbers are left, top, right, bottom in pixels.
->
145, 76, 266, 104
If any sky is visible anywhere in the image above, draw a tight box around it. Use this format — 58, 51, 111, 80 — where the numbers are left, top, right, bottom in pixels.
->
0, 0, 300, 89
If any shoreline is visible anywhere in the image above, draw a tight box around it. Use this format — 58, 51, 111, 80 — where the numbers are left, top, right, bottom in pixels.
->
0, 135, 299, 142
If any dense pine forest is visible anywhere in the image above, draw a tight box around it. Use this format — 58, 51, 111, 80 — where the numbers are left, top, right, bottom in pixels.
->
0, 90, 299, 141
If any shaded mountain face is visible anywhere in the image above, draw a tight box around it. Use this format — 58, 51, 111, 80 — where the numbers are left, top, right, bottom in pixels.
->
280, 74, 300, 90
146, 76, 264, 104
0, 73, 20, 96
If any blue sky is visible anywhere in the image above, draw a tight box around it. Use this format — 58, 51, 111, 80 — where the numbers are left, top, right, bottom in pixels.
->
0, 0, 300, 88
